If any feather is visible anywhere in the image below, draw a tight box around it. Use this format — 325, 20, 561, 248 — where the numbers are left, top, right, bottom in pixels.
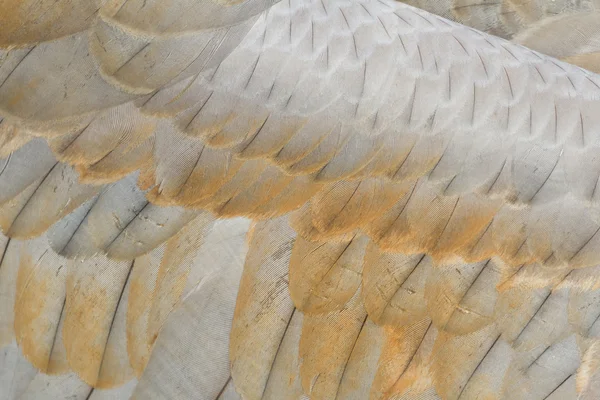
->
379, 319, 438, 399
493, 284, 555, 342
49, 174, 145, 259
87, 380, 138, 400
261, 311, 305, 400
0, 237, 20, 347
309, 179, 413, 236
4, 1, 600, 399
568, 288, 600, 338
563, 52, 600, 74
365, 179, 486, 257
0, 341, 37, 399
0, 0, 103, 48
362, 244, 431, 326
90, 9, 259, 94
62, 253, 135, 388
0, 139, 56, 206
451, 0, 514, 38
313, 132, 386, 182
18, 372, 92, 400
0, 118, 31, 158
424, 259, 502, 334
213, 166, 294, 217
0, 48, 34, 84
335, 319, 384, 399
133, 218, 249, 399
46, 195, 104, 259
577, 340, 600, 400
144, 216, 215, 347
289, 234, 368, 314
3, 163, 101, 240
233, 113, 309, 160
73, 134, 153, 185
0, 342, 119, 399
229, 217, 296, 400
13, 235, 67, 374
150, 122, 246, 207
431, 324, 503, 400
187, 160, 268, 211
244, 175, 323, 220
289, 202, 358, 243
514, 12, 600, 61
509, 288, 572, 373
503, 334, 581, 399
48, 173, 203, 260
105, 0, 277, 33
44, 308, 70, 375
0, 32, 134, 130
47, 102, 157, 184
125, 246, 165, 377
102, 204, 200, 260
298, 288, 368, 399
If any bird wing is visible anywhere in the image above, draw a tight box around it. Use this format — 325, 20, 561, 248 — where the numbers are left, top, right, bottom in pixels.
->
405, 0, 600, 73
2, 0, 600, 399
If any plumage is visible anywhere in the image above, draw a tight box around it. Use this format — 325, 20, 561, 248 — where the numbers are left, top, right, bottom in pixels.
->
229, 217, 296, 400
4, 0, 600, 399
289, 234, 368, 313
132, 218, 249, 399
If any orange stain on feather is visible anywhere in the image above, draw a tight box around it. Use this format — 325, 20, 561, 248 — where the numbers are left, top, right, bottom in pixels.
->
432, 198, 502, 261
298, 291, 367, 398
382, 319, 435, 398
0, 0, 100, 48
14, 253, 53, 372
126, 273, 154, 377
62, 272, 110, 387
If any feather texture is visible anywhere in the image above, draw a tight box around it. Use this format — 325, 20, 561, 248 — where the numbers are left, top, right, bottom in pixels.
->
4, 0, 600, 399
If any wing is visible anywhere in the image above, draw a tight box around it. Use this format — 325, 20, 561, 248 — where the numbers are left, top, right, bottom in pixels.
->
402, 0, 600, 73
2, 0, 600, 399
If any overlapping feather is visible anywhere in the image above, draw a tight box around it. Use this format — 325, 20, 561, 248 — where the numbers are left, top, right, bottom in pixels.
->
4, 0, 600, 399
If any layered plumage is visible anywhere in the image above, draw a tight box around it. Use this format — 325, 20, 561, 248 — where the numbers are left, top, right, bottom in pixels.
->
3, 0, 600, 399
